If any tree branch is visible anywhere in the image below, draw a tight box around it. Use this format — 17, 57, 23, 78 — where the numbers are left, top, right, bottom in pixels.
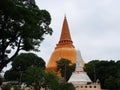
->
0, 37, 22, 72
5, 34, 21, 50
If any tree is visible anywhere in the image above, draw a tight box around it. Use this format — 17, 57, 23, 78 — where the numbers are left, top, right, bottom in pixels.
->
4, 70, 19, 81
4, 53, 45, 81
43, 71, 75, 90
23, 66, 45, 90
85, 60, 120, 89
12, 53, 45, 71
84, 60, 99, 82
43, 71, 60, 90
104, 76, 118, 90
0, 0, 52, 72
60, 83, 75, 90
23, 66, 61, 90
56, 58, 75, 82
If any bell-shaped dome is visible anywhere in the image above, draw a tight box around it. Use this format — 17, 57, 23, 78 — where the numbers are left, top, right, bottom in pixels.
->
47, 16, 84, 70
47, 48, 77, 70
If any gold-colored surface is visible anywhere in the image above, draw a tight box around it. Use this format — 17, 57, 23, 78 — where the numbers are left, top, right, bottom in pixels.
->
47, 17, 85, 71
47, 48, 77, 70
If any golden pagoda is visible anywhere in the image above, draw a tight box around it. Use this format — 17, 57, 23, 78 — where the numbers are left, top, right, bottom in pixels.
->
47, 16, 83, 71
47, 17, 101, 90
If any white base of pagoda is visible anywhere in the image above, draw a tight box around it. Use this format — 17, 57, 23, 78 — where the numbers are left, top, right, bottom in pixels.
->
68, 71, 92, 85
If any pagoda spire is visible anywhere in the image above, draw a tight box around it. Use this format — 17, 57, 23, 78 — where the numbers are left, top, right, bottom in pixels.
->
55, 16, 74, 49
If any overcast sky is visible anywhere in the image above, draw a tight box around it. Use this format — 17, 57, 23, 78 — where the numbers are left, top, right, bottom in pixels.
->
34, 0, 120, 64
2, 0, 120, 73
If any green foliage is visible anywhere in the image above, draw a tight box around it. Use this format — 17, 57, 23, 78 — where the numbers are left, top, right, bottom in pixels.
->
2, 84, 11, 90
4, 53, 45, 81
4, 53, 72, 90
0, 0, 52, 72
85, 60, 120, 89
23, 66, 45, 90
43, 71, 60, 90
23, 66, 60, 90
12, 53, 45, 71
60, 83, 75, 90
4, 70, 19, 81
56, 58, 75, 81
104, 76, 119, 90
84, 60, 99, 82
13, 86, 21, 90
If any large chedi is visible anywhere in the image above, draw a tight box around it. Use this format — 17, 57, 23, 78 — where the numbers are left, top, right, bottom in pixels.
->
47, 17, 81, 70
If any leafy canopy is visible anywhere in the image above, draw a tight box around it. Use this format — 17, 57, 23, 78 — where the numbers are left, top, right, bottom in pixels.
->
56, 58, 75, 81
4, 53, 45, 81
0, 0, 52, 72
84, 60, 120, 89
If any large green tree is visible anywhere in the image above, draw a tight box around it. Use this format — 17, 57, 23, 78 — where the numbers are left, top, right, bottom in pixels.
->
84, 60, 120, 89
60, 83, 75, 90
23, 66, 60, 90
23, 66, 45, 90
12, 53, 45, 71
4, 53, 45, 81
56, 58, 75, 82
43, 71, 60, 90
23, 66, 75, 90
0, 0, 52, 72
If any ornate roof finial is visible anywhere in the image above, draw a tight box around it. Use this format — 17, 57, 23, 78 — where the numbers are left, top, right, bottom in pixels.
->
55, 16, 74, 49
64, 14, 66, 19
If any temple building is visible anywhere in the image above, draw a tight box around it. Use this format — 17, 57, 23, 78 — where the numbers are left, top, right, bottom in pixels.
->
47, 16, 101, 90
47, 16, 84, 71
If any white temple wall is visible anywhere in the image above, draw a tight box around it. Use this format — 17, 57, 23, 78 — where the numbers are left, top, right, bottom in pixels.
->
74, 84, 101, 90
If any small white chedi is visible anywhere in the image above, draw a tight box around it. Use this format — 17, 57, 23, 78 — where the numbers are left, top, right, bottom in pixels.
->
68, 50, 101, 90
68, 50, 92, 84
